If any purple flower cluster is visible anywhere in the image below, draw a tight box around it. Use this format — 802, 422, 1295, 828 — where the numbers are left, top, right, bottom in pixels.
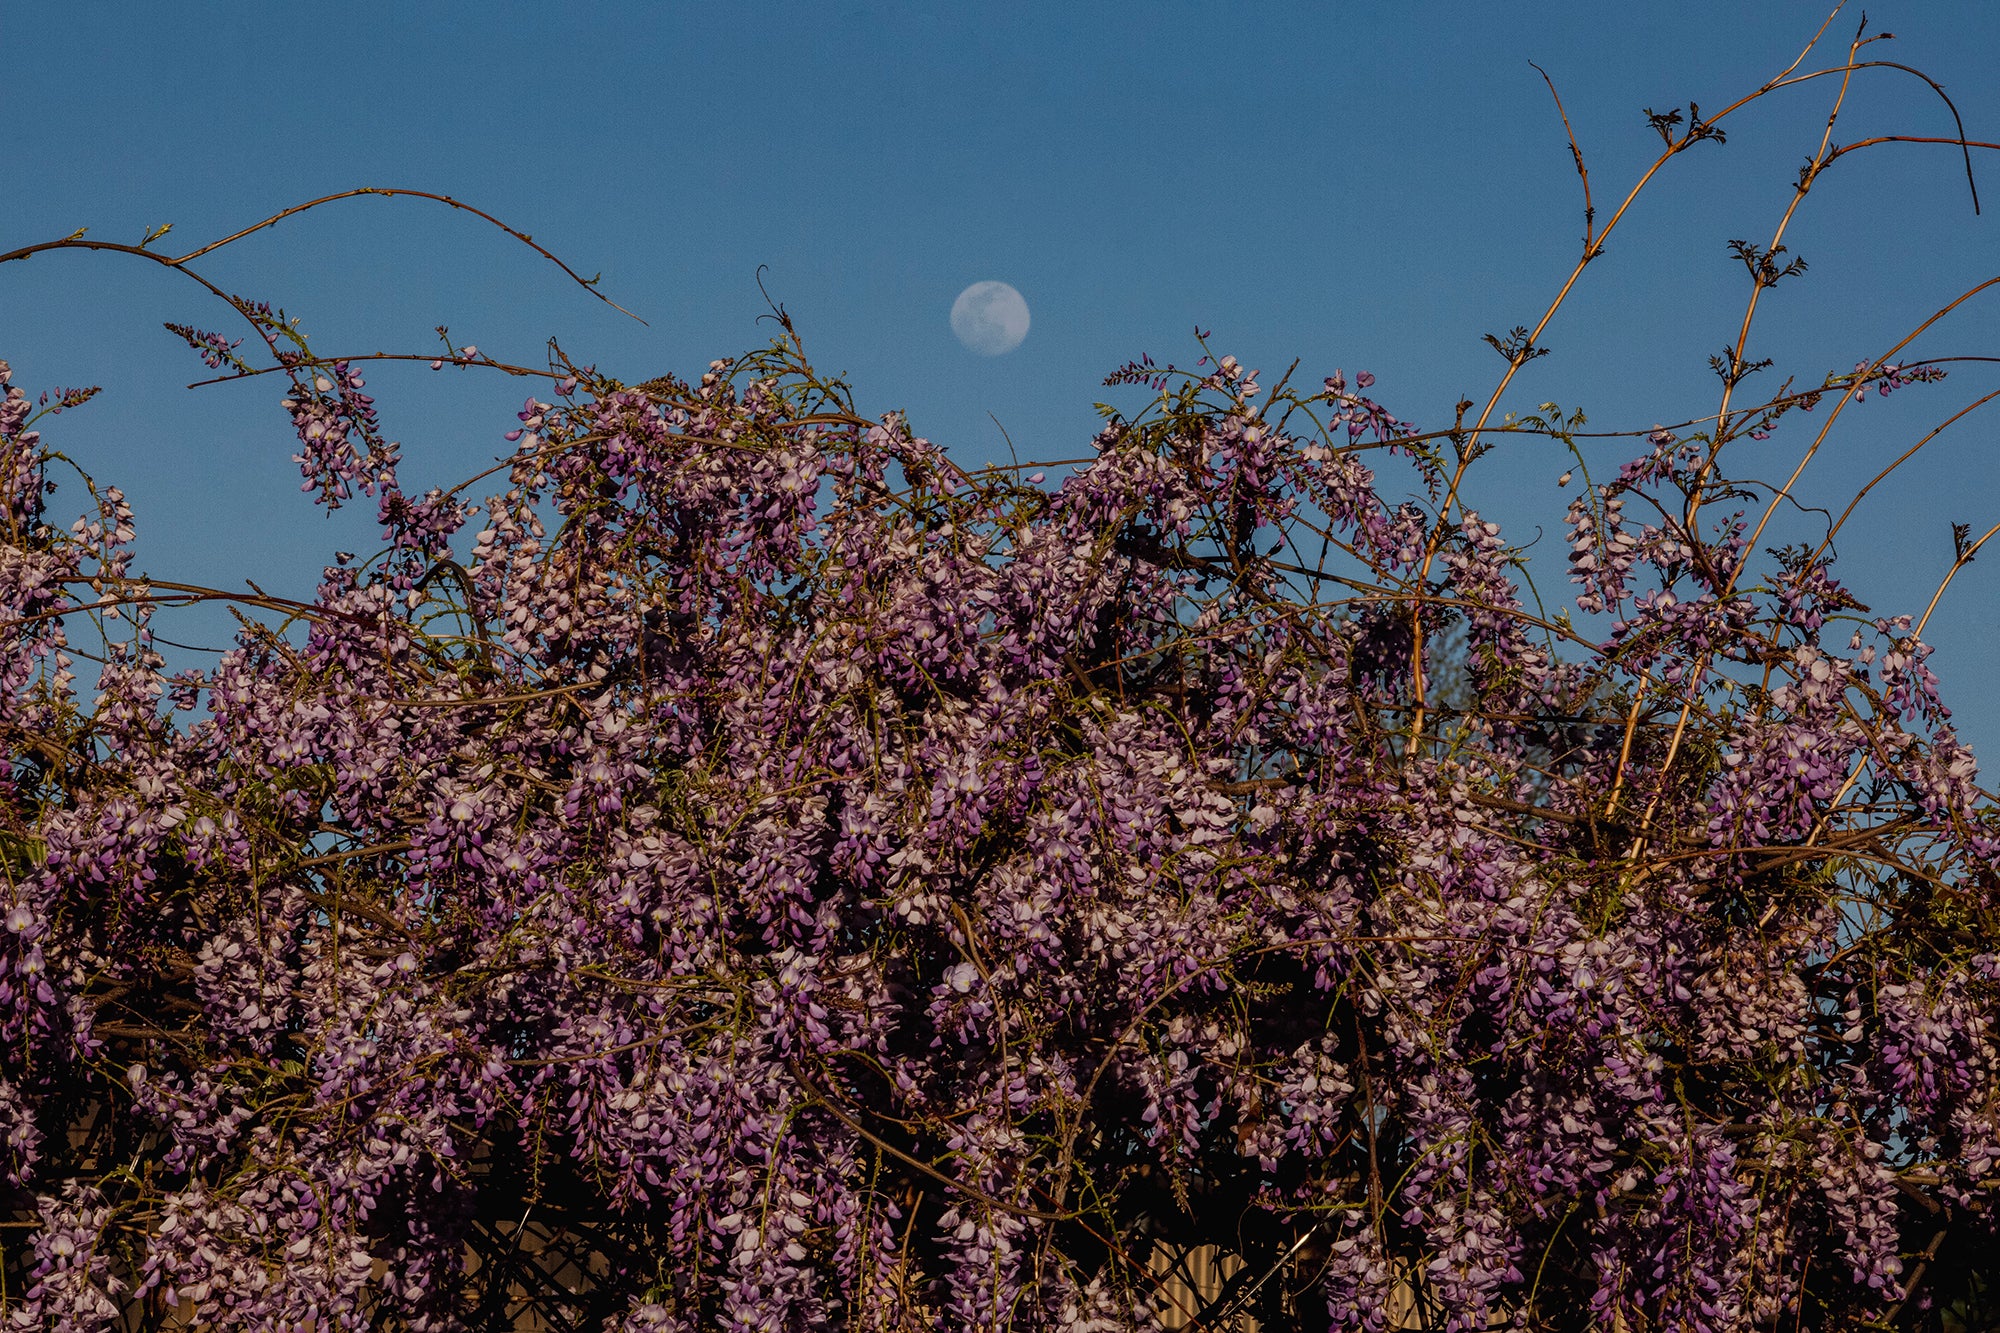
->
0, 320, 1994, 1333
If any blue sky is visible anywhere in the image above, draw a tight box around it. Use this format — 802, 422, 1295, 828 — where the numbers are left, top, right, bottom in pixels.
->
6, 1, 2000, 757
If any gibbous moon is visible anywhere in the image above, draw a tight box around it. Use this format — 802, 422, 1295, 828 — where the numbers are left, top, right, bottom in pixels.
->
950, 281, 1030, 356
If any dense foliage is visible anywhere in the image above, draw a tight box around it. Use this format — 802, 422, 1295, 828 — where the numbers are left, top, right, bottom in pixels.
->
4, 17, 2000, 1332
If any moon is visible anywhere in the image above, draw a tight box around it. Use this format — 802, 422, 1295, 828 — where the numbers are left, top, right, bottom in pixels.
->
950, 281, 1030, 356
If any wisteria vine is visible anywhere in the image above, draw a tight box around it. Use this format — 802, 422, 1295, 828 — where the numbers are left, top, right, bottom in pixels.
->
4, 14, 2000, 1332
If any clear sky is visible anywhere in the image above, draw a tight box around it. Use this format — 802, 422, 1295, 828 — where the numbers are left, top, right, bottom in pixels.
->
6, 2, 2000, 758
